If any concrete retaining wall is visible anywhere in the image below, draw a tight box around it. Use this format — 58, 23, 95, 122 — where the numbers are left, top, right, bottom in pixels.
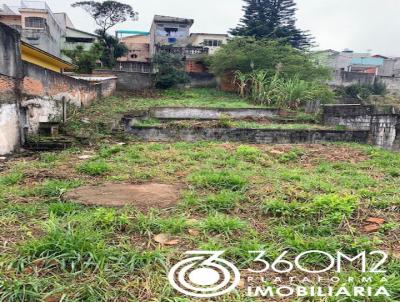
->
149, 107, 280, 120
126, 126, 369, 144
187, 72, 217, 88
323, 104, 400, 150
329, 70, 400, 94
0, 103, 20, 155
94, 69, 153, 91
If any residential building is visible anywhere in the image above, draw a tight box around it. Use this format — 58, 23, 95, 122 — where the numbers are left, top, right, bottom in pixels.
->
190, 33, 228, 54
0, 1, 98, 61
0, 1, 64, 57
119, 35, 150, 63
313, 49, 400, 77
149, 15, 208, 58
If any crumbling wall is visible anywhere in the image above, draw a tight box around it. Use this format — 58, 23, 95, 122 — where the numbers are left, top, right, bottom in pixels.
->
94, 70, 153, 91
323, 104, 400, 150
0, 23, 22, 155
329, 70, 400, 94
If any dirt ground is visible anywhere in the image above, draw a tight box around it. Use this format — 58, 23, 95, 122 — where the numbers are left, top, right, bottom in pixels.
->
64, 183, 181, 210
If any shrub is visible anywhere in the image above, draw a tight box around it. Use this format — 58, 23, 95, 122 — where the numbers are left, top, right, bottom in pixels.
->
343, 81, 387, 100
153, 51, 189, 89
209, 37, 330, 81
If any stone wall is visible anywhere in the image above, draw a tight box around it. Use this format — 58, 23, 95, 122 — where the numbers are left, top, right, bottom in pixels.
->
187, 72, 217, 88
0, 24, 116, 154
94, 70, 153, 91
126, 126, 369, 144
149, 107, 280, 120
0, 23, 22, 155
329, 70, 400, 94
323, 104, 400, 150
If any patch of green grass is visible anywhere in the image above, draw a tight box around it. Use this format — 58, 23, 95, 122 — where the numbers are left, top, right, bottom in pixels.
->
48, 202, 82, 217
189, 170, 248, 191
133, 212, 188, 235
34, 179, 82, 198
0, 171, 24, 185
77, 159, 110, 176
199, 213, 247, 235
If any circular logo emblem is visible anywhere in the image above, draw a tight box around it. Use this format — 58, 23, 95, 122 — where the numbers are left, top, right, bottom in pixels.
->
168, 251, 241, 298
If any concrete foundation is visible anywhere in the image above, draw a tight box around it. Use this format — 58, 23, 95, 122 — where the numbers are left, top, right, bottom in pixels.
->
125, 126, 369, 144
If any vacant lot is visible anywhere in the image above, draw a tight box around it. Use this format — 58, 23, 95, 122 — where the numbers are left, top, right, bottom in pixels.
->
0, 89, 399, 301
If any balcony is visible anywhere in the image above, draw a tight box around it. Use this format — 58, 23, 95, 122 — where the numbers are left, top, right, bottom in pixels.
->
156, 45, 209, 58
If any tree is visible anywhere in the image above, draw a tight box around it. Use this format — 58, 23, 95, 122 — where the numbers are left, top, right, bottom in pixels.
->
72, 1, 137, 36
93, 30, 128, 68
153, 52, 189, 89
230, 0, 312, 49
209, 37, 329, 81
72, 1, 135, 68
62, 45, 101, 74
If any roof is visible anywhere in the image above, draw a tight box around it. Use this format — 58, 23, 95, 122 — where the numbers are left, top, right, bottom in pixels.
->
66, 26, 99, 38
351, 57, 384, 66
153, 15, 194, 25
0, 4, 20, 15
21, 41, 75, 69
190, 33, 228, 37
116, 29, 150, 36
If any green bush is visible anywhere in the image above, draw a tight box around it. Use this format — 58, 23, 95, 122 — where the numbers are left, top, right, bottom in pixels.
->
343, 81, 387, 100
209, 37, 330, 81
153, 51, 189, 89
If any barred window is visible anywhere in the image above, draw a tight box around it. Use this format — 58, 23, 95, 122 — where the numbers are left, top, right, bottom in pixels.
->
25, 17, 46, 29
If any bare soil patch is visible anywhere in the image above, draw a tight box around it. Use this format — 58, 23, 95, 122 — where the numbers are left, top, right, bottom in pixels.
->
64, 183, 181, 210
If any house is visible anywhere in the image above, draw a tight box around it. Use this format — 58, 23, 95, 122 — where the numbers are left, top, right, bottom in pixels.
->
0, 1, 64, 57
0, 1, 98, 62
149, 15, 193, 56
190, 33, 228, 54
119, 35, 150, 63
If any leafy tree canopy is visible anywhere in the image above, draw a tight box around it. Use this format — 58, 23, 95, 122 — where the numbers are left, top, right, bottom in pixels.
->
72, 1, 137, 34
209, 37, 330, 81
230, 0, 312, 49
62, 45, 101, 74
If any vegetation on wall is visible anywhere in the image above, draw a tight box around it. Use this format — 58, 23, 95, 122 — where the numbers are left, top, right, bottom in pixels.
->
230, 0, 313, 49
153, 52, 189, 89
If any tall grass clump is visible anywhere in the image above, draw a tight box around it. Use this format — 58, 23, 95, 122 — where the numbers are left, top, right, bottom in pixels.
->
233, 70, 334, 109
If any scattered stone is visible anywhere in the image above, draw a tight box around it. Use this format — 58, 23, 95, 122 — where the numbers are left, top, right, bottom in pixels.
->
81, 118, 90, 124
117, 142, 126, 146
78, 155, 93, 160
366, 217, 385, 225
0, 157, 6, 161
64, 183, 181, 210
363, 224, 381, 233
269, 150, 284, 155
154, 233, 180, 245
188, 229, 200, 236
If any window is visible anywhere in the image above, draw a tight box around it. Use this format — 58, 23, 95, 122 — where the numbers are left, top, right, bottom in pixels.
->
25, 17, 46, 29
203, 39, 222, 47
65, 37, 95, 43
164, 27, 178, 36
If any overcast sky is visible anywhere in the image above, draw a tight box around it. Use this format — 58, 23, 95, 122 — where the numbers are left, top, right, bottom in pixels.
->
4, 0, 400, 56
